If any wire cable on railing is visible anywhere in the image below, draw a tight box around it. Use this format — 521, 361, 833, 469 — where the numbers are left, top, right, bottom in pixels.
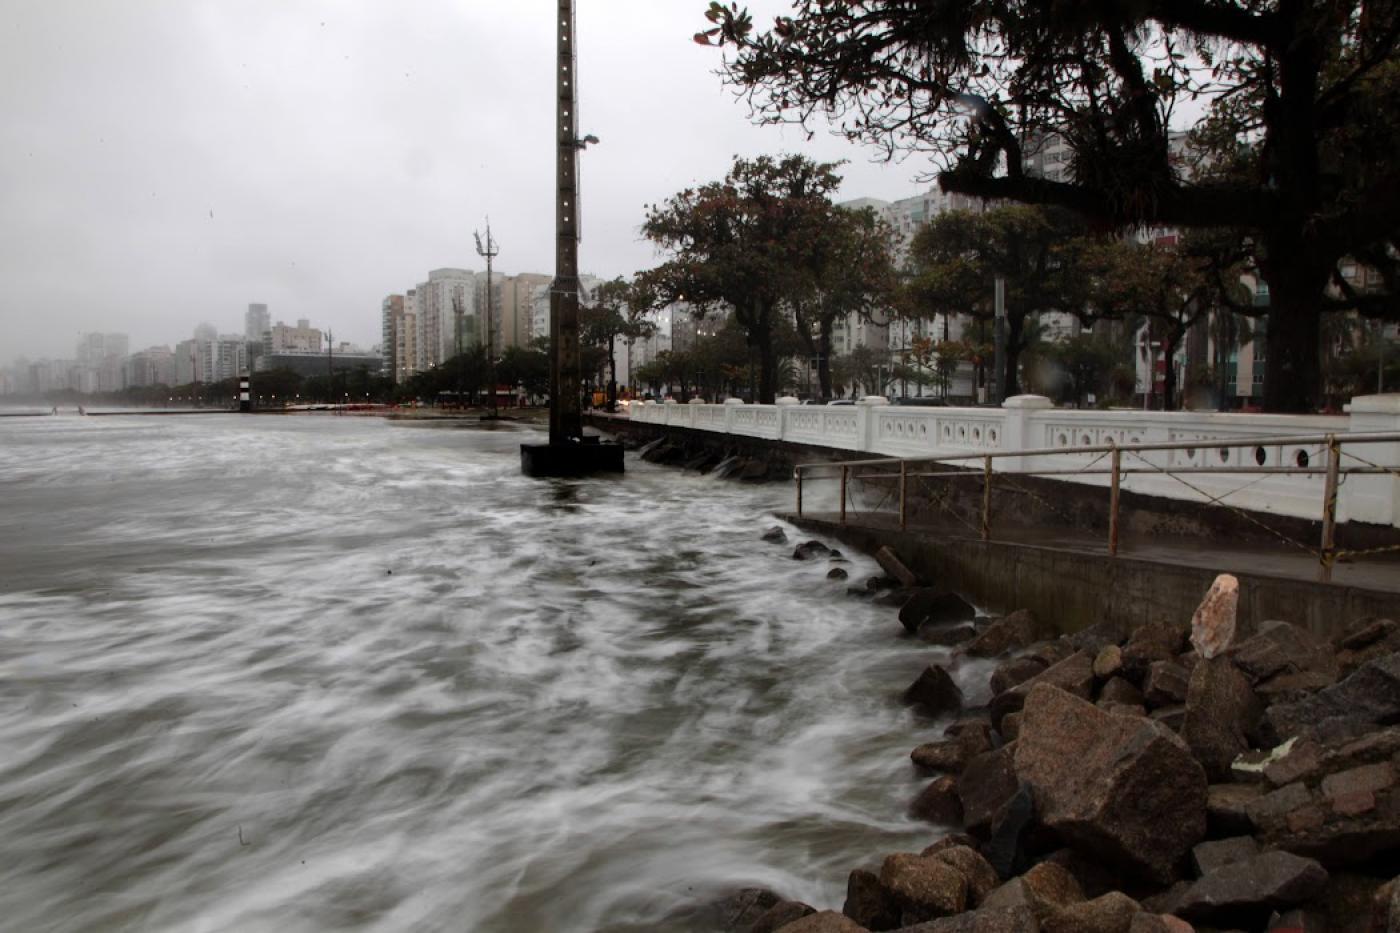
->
1122, 448, 1320, 557
1335, 542, 1400, 560
853, 465, 896, 518
906, 471, 983, 536
993, 476, 1082, 526
1338, 446, 1400, 481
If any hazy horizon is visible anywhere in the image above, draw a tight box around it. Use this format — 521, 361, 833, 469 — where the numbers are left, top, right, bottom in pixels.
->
0, 1, 933, 362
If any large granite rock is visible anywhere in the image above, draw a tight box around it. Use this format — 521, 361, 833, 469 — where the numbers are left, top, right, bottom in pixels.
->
751, 900, 816, 933
1265, 651, 1400, 742
1230, 619, 1339, 685
1012, 684, 1207, 883
792, 540, 833, 561
1092, 645, 1123, 680
900, 589, 977, 633
964, 610, 1054, 658
1180, 656, 1263, 781
980, 860, 1084, 919
1175, 850, 1328, 926
912, 724, 994, 774
910, 776, 965, 825
1335, 617, 1400, 675
957, 745, 1020, 838
1189, 573, 1239, 659
903, 665, 965, 717
774, 909, 868, 932
929, 845, 1000, 906
989, 651, 1095, 730
1041, 891, 1141, 933
688, 888, 783, 931
990, 656, 1051, 697
1142, 661, 1190, 709
1098, 676, 1144, 707
1120, 623, 1188, 684
891, 906, 1039, 932
842, 868, 900, 931
878, 853, 969, 924
1190, 835, 1260, 876
1206, 782, 1263, 835
1126, 915, 1192, 933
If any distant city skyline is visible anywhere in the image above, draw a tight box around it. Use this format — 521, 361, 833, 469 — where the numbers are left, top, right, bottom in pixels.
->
0, 1, 931, 361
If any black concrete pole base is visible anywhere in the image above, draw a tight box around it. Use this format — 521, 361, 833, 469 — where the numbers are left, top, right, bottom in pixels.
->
520, 438, 625, 477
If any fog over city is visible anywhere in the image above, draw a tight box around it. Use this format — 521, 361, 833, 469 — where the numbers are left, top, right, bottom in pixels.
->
0, 0, 928, 361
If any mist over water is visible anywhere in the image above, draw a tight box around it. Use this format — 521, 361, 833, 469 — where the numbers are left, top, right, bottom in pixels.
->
0, 415, 965, 932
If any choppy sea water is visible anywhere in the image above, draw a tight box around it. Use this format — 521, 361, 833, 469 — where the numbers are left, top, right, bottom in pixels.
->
0, 413, 989, 932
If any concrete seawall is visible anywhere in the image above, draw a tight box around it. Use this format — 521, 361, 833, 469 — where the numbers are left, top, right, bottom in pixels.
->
591, 415, 1400, 640
785, 515, 1400, 642
593, 414, 1400, 552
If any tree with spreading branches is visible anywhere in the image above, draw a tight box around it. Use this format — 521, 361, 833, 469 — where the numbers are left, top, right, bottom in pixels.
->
906, 204, 1090, 398
700, 0, 1400, 411
791, 204, 900, 399
641, 153, 840, 403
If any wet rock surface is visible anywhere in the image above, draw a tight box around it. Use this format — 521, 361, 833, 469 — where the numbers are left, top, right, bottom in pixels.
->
1175, 850, 1329, 925
758, 558, 1400, 933
1012, 684, 1207, 883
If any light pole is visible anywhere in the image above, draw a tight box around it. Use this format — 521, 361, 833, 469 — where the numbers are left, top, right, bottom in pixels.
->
1379, 319, 1387, 394
992, 275, 1006, 405
475, 223, 500, 418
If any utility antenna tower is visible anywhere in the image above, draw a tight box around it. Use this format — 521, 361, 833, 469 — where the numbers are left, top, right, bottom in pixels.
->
520, 0, 620, 474
474, 222, 500, 419
550, 0, 598, 445
451, 294, 466, 406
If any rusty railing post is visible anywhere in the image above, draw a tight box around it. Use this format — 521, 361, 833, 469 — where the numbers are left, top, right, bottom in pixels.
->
795, 466, 803, 517
1320, 434, 1341, 582
839, 464, 848, 526
981, 455, 992, 541
899, 460, 908, 531
1108, 444, 1122, 557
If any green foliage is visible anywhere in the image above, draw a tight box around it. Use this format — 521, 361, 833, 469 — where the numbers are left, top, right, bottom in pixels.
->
792, 205, 900, 399
498, 344, 550, 400
907, 205, 1091, 396
640, 153, 843, 402
1025, 333, 1128, 407
703, 0, 1400, 410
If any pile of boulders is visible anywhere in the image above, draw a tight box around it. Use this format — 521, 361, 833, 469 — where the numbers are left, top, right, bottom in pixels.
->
755, 538, 1400, 931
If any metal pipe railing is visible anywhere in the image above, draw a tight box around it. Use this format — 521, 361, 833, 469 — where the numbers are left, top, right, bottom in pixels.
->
791, 431, 1400, 583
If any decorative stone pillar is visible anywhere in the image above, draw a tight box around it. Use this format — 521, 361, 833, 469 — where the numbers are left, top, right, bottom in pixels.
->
857, 395, 889, 453
776, 396, 799, 443
1345, 394, 1400, 527
1001, 394, 1053, 471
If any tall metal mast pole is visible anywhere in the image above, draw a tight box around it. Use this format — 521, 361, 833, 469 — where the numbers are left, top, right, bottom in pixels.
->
475, 222, 500, 418
552, 0, 582, 444
521, 0, 620, 475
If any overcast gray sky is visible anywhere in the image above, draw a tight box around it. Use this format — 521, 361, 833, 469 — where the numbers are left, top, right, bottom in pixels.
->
0, 0, 930, 360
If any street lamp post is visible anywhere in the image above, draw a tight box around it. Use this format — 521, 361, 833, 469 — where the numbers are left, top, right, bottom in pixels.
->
475, 223, 500, 418
992, 275, 1006, 405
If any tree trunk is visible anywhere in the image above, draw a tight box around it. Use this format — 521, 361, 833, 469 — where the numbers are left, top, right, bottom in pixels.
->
756, 303, 778, 403
1258, 256, 1329, 413
1261, 302, 1322, 413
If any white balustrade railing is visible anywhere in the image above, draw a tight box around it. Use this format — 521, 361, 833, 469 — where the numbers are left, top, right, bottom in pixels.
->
627, 394, 1400, 527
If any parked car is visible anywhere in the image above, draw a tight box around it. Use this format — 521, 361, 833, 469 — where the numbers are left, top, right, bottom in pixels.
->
895, 397, 948, 407
826, 399, 855, 406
